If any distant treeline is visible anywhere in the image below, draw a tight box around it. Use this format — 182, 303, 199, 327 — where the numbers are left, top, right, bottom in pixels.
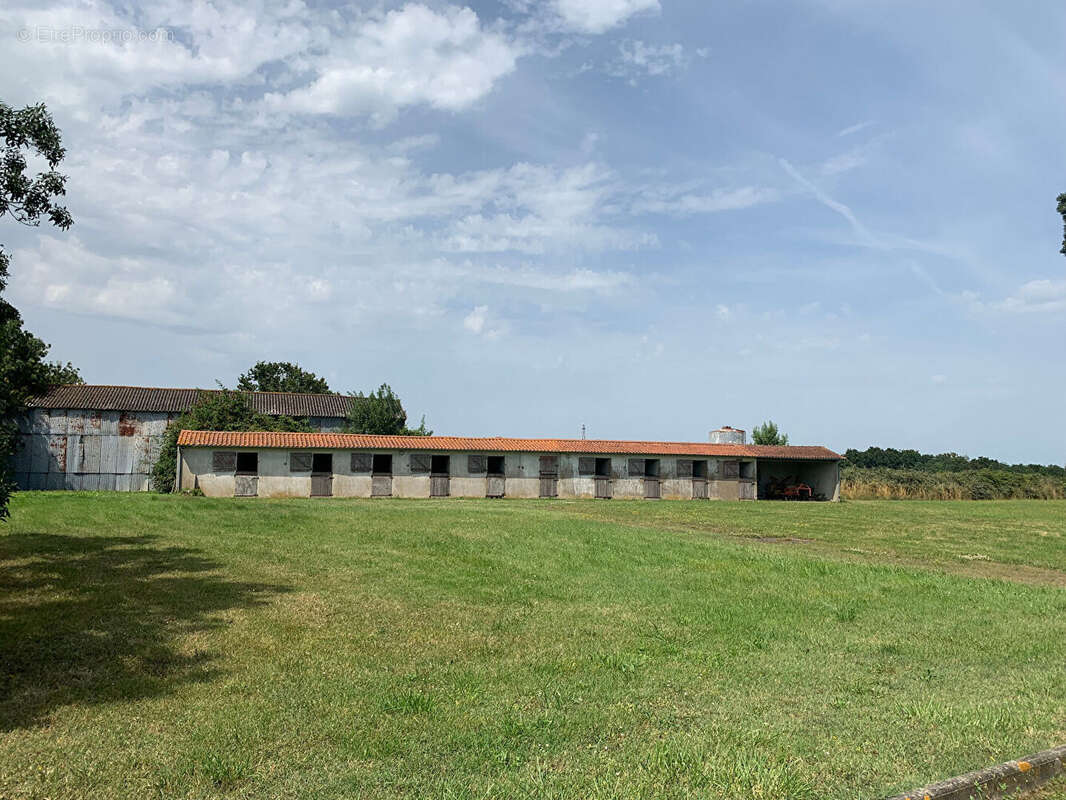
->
843, 447, 1065, 478
840, 466, 1066, 500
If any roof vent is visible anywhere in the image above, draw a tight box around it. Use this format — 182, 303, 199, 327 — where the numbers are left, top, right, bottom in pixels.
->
709, 426, 746, 445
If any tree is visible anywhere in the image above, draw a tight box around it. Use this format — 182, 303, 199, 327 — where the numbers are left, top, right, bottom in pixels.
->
152, 389, 313, 493
751, 420, 789, 446
236, 361, 331, 394
1058, 193, 1066, 256
44, 361, 83, 385
343, 383, 432, 436
0, 101, 76, 520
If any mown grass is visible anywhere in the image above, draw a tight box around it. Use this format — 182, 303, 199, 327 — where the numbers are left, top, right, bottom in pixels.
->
1, 494, 1065, 799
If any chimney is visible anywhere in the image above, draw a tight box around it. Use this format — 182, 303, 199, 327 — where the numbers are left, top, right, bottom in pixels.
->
709, 426, 746, 445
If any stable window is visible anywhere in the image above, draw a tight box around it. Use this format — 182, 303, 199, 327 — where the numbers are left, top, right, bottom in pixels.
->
692, 460, 708, 479
290, 452, 312, 472
431, 455, 450, 475
235, 452, 258, 474
372, 454, 392, 475
213, 451, 237, 472
312, 453, 333, 474
739, 461, 755, 479
487, 456, 505, 476
644, 459, 660, 478
595, 458, 611, 477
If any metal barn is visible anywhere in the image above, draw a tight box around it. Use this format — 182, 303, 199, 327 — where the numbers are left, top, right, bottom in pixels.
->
12, 385, 354, 492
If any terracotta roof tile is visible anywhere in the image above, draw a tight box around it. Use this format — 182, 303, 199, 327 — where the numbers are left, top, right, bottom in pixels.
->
28, 385, 354, 417
177, 430, 840, 460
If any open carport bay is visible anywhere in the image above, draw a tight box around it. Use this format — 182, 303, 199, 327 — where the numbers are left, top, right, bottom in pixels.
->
757, 458, 840, 500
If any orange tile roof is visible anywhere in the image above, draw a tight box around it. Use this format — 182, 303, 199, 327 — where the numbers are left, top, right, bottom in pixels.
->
177, 430, 840, 460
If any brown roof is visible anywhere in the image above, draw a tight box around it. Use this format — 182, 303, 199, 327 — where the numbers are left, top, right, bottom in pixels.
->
177, 430, 841, 460
29, 385, 354, 418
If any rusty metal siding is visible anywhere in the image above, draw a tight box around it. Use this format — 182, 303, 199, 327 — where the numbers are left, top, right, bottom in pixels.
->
13, 408, 176, 492
11, 396, 347, 493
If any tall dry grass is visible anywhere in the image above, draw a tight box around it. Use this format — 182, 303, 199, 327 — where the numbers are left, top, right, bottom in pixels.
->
840, 466, 1066, 500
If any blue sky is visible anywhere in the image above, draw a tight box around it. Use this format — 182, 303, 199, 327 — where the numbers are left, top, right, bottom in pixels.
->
2, 0, 1064, 463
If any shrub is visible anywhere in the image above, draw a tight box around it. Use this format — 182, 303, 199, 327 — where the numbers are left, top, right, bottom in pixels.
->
152, 390, 312, 493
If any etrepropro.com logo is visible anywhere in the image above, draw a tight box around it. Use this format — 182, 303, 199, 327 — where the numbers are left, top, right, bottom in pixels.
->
16, 26, 174, 45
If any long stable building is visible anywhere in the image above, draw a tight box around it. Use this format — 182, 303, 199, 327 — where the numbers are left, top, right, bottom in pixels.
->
176, 429, 842, 501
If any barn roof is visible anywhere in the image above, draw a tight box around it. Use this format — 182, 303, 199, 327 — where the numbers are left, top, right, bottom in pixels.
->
177, 430, 841, 460
28, 385, 354, 418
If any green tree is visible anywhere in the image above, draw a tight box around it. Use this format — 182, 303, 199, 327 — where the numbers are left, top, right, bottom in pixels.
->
236, 361, 331, 394
343, 383, 431, 436
44, 361, 83, 385
152, 389, 313, 493
1058, 193, 1066, 256
1, 101, 76, 520
751, 420, 789, 446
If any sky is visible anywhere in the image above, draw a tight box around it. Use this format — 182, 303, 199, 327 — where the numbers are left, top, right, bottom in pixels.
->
1, 0, 1064, 464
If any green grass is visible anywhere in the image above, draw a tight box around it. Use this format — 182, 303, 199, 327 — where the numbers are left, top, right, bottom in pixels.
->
1, 494, 1065, 799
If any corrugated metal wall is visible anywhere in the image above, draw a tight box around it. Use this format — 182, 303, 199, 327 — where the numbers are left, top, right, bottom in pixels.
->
12, 409, 175, 491
12, 410, 347, 492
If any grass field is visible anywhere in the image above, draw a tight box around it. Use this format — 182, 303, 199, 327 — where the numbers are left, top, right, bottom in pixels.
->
2, 494, 1065, 799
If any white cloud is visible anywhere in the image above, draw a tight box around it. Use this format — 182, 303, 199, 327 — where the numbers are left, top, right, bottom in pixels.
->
459, 265, 635, 293
552, 0, 660, 33
1001, 279, 1066, 313
820, 151, 866, 175
2, 0, 318, 112
436, 162, 657, 253
837, 120, 875, 138
9, 236, 184, 326
633, 186, 780, 216
463, 305, 489, 333
462, 304, 505, 338
264, 4, 519, 122
615, 40, 686, 78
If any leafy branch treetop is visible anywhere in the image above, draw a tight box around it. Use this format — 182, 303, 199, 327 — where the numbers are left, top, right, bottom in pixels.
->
0, 101, 73, 291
